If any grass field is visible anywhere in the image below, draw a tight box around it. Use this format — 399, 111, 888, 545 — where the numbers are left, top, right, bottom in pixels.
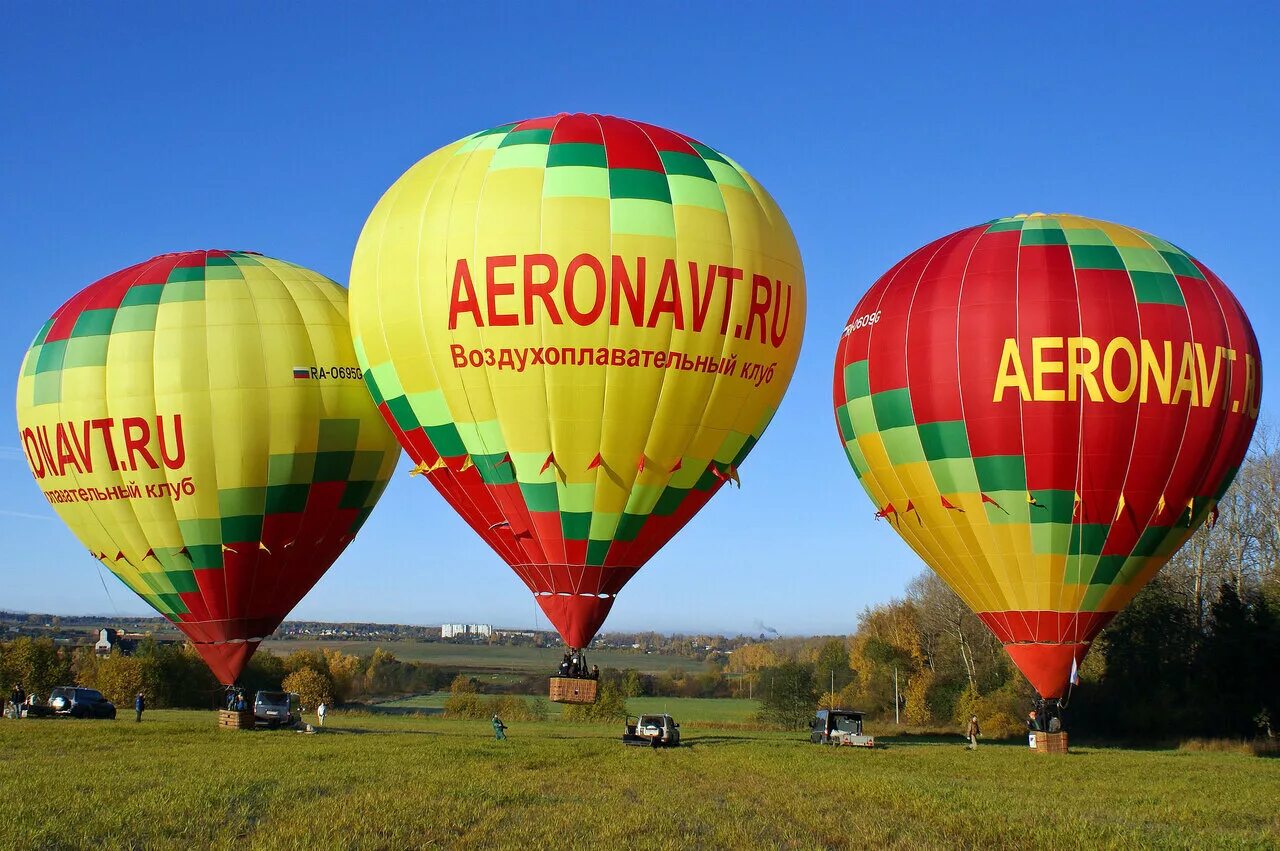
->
2, 711, 1276, 849
259, 639, 708, 675
376, 693, 760, 724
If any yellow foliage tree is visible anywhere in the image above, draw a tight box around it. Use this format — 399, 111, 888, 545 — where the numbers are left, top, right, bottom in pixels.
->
726, 643, 779, 673
902, 667, 935, 727
847, 600, 925, 714
89, 653, 153, 708
282, 667, 332, 712
444, 674, 485, 718
322, 648, 361, 703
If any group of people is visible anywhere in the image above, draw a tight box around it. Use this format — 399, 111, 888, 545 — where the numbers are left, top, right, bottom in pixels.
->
1026, 707, 1062, 733
557, 651, 599, 680
7, 684, 28, 718
6, 684, 144, 721
225, 688, 248, 712
964, 703, 1064, 749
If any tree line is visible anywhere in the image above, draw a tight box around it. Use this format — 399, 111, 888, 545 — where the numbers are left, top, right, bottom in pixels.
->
0, 639, 457, 711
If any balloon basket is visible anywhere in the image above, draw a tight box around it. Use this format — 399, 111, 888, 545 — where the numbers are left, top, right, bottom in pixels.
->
549, 677, 598, 704
218, 709, 255, 730
1029, 731, 1068, 753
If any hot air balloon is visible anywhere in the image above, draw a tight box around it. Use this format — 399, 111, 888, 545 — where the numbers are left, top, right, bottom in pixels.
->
16, 250, 400, 685
349, 114, 804, 697
833, 213, 1260, 708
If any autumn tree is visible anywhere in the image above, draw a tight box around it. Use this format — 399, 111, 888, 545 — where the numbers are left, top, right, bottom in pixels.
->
282, 667, 333, 712
323, 648, 361, 703
0, 637, 73, 697
443, 673, 485, 718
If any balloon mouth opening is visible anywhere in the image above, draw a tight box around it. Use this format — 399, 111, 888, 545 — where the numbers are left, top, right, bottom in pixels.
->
1005, 642, 1090, 699
197, 637, 267, 645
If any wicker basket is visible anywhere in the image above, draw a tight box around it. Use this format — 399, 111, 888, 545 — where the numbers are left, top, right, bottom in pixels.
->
548, 677, 598, 704
1030, 731, 1068, 753
218, 709, 256, 729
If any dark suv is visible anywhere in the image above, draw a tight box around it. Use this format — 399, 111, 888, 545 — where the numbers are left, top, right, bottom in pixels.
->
254, 691, 299, 728
48, 687, 117, 719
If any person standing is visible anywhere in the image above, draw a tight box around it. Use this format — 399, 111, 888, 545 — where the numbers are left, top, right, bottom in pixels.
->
134, 692, 145, 723
966, 714, 980, 750
492, 714, 507, 741
12, 684, 25, 719
317, 701, 327, 727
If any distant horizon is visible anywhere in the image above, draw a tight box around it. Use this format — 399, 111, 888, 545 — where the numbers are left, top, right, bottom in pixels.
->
1, 609, 801, 639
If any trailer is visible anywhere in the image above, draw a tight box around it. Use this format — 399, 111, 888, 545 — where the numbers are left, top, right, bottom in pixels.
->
809, 709, 875, 748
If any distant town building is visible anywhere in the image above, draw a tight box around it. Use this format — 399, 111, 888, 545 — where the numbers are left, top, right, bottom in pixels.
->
95, 628, 138, 656
94, 627, 176, 656
441, 623, 493, 639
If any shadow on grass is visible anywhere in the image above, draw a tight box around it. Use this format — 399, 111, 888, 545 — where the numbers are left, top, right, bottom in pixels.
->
314, 726, 443, 737
340, 703, 443, 717
680, 735, 757, 749
869, 733, 1084, 752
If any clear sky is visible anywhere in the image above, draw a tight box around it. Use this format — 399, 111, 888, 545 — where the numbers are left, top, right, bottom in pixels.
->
1, 3, 1276, 635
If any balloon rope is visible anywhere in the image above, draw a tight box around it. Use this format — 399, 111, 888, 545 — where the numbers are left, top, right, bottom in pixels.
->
93, 560, 120, 618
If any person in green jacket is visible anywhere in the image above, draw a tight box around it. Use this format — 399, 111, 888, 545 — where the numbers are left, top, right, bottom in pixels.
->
492, 714, 507, 740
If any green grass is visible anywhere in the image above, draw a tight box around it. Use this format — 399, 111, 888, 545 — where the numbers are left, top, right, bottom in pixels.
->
375, 694, 760, 724
613, 696, 759, 723
260, 640, 707, 675
2, 711, 1277, 848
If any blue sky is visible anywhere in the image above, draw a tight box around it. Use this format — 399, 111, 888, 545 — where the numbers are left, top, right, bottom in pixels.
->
1, 3, 1276, 634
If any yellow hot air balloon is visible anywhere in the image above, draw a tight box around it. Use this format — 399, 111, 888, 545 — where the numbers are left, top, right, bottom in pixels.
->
16, 250, 400, 683
349, 113, 805, 649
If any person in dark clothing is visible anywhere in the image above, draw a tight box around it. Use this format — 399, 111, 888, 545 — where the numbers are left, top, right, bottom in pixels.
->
12, 685, 25, 719
134, 692, 145, 723
492, 714, 507, 740
1027, 710, 1041, 732
558, 658, 570, 676
591, 665, 599, 680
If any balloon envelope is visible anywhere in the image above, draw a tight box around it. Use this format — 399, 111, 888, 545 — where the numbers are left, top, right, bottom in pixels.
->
349, 113, 805, 647
16, 250, 400, 683
833, 214, 1260, 697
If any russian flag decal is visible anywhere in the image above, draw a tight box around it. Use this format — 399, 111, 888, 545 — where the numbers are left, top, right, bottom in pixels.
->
292, 367, 311, 379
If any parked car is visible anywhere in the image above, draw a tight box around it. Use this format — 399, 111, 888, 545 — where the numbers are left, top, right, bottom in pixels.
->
253, 690, 299, 728
622, 714, 680, 747
809, 709, 874, 747
48, 687, 116, 719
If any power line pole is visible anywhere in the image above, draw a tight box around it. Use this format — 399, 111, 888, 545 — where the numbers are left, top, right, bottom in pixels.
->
894, 667, 900, 726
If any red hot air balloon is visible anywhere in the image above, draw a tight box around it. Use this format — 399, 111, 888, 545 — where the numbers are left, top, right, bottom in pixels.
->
833, 214, 1261, 701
